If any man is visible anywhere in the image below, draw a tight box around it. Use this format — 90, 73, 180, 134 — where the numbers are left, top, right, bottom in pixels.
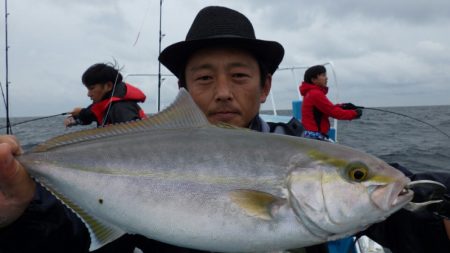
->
64, 62, 147, 128
0, 6, 301, 253
158, 6, 301, 135
0, 5, 448, 253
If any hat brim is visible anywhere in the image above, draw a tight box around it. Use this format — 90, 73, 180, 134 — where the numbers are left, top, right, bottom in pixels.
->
159, 37, 284, 78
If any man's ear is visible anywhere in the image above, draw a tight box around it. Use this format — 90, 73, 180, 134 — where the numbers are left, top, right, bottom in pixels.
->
105, 81, 114, 91
260, 74, 272, 104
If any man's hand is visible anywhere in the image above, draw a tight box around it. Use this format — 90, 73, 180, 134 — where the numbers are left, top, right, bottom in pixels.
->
355, 108, 363, 119
69, 107, 83, 117
340, 103, 359, 110
444, 219, 450, 240
0, 135, 35, 228
64, 107, 83, 127
64, 116, 79, 128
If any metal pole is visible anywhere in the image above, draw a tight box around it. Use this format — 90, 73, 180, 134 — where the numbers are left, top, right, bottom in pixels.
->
4, 0, 12, 134
157, 0, 162, 112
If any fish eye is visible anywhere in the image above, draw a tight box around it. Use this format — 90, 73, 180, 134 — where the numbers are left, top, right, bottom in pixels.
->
346, 162, 369, 182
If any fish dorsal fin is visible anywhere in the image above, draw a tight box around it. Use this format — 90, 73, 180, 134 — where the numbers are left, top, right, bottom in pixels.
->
229, 189, 285, 221
36, 180, 125, 251
33, 88, 209, 152
141, 88, 210, 129
214, 122, 256, 133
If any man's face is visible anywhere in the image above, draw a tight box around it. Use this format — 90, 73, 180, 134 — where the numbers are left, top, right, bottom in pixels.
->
312, 73, 328, 87
86, 82, 112, 103
184, 47, 271, 128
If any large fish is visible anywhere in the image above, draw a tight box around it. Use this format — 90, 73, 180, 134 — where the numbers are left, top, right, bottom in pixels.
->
18, 89, 413, 252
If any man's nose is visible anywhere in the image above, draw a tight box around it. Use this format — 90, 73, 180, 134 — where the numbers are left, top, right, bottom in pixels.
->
214, 76, 233, 101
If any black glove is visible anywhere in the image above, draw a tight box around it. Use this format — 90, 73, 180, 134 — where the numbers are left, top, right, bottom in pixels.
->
340, 103, 358, 110
355, 108, 363, 119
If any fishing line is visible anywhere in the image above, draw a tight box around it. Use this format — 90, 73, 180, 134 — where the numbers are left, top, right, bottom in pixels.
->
0, 81, 7, 109
0, 81, 13, 134
0, 112, 69, 130
132, 1, 152, 47
358, 106, 450, 139
101, 60, 122, 127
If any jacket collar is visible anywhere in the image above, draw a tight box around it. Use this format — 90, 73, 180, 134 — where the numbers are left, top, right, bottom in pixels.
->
248, 115, 271, 133
299, 81, 328, 95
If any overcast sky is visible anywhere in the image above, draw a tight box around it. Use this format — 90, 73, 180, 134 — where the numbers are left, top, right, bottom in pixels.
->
1, 0, 449, 117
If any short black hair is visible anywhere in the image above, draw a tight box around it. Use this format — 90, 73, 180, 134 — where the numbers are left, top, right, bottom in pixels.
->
82, 63, 123, 87
304, 65, 326, 83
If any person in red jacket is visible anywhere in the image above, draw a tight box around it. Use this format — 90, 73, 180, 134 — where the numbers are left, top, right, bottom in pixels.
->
64, 63, 147, 128
299, 64, 362, 141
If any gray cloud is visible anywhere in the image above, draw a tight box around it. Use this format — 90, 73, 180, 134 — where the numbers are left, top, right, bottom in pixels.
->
0, 0, 449, 117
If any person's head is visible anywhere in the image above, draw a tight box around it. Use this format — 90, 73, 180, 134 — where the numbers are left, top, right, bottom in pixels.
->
81, 63, 123, 103
304, 65, 328, 87
159, 6, 285, 127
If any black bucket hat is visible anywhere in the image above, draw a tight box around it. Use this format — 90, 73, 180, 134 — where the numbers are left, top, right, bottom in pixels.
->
159, 6, 285, 78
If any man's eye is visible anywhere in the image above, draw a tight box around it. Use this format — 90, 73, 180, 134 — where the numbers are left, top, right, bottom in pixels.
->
233, 73, 249, 78
196, 75, 211, 81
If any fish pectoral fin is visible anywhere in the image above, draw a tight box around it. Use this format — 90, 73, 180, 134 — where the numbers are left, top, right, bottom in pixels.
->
229, 189, 286, 221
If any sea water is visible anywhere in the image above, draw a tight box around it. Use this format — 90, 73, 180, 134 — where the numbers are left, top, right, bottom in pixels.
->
338, 105, 450, 173
1, 105, 449, 173
269, 105, 450, 173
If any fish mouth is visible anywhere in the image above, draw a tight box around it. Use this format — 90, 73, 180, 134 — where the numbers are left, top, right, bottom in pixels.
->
371, 180, 414, 211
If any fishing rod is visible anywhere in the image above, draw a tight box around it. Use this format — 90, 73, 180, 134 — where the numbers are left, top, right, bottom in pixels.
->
3, 0, 12, 134
357, 106, 450, 139
0, 112, 69, 130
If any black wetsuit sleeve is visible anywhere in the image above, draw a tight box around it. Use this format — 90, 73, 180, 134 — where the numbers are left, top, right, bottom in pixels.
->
0, 183, 90, 253
359, 163, 450, 253
107, 101, 142, 124
361, 209, 450, 253
77, 106, 97, 125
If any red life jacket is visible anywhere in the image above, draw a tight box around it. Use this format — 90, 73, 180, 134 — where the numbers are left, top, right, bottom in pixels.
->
299, 81, 357, 135
90, 83, 147, 125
